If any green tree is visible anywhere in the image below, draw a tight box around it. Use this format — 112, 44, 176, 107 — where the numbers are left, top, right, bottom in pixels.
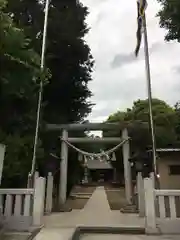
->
157, 0, 180, 41
104, 99, 178, 180
6, 0, 94, 124
6, 1, 94, 192
0, 0, 48, 187
105, 99, 178, 151
127, 99, 177, 148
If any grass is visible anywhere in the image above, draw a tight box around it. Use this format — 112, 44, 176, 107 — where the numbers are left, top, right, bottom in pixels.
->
65, 185, 96, 210
105, 186, 127, 210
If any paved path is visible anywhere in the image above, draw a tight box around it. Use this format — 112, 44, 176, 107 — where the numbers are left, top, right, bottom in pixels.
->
82, 234, 180, 240
35, 187, 144, 239
43, 187, 144, 228
35, 187, 179, 240
82, 186, 111, 212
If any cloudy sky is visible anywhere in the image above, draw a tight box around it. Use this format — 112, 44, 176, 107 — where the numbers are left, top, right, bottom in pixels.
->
80, 0, 180, 123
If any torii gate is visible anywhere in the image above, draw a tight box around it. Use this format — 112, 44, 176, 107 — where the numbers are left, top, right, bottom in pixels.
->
47, 123, 132, 206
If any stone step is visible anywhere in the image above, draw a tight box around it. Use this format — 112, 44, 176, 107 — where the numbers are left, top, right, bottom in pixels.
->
71, 226, 145, 239
2, 228, 41, 240
120, 205, 138, 214
71, 193, 92, 196
2, 233, 30, 240
70, 194, 91, 199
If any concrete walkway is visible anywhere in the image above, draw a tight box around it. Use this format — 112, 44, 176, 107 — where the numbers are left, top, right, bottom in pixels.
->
35, 187, 180, 239
82, 235, 180, 240
34, 187, 145, 239
82, 186, 111, 212
43, 186, 144, 228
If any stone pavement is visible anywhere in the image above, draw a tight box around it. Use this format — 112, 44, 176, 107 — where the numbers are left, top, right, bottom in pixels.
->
43, 186, 144, 228
82, 234, 180, 240
35, 187, 179, 240
34, 228, 74, 240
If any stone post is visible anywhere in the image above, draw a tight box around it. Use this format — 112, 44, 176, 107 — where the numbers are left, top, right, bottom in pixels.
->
45, 172, 53, 214
150, 172, 155, 188
33, 171, 39, 188
122, 128, 132, 204
137, 172, 145, 217
59, 129, 68, 205
0, 144, 5, 185
144, 177, 158, 234
32, 177, 46, 226
27, 173, 31, 188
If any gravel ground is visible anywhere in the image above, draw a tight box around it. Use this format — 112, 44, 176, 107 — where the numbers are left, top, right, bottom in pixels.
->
105, 188, 127, 210
65, 185, 96, 210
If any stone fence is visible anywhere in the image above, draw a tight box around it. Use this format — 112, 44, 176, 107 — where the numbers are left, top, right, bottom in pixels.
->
0, 177, 46, 231
144, 177, 180, 234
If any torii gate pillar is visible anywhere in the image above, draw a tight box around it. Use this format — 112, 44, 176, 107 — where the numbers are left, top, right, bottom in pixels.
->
122, 128, 132, 204
59, 129, 68, 205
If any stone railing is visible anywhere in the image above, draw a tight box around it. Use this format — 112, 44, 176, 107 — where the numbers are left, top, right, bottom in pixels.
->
144, 177, 180, 234
0, 177, 45, 231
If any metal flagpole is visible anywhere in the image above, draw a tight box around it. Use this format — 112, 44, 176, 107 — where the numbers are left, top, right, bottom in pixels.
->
142, 14, 157, 176
30, 0, 50, 185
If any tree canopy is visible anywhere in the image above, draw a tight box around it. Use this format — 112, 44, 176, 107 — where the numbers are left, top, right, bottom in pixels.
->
0, 0, 94, 188
157, 0, 180, 42
103, 98, 180, 178
105, 98, 178, 151
6, 0, 94, 124
0, 0, 45, 186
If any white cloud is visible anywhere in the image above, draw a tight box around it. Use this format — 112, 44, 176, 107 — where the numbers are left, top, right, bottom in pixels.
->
81, 0, 180, 122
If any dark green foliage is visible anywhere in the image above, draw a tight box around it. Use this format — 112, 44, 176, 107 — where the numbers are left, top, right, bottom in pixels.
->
0, 0, 93, 188
0, 0, 45, 187
106, 98, 178, 150
6, 0, 93, 124
157, 0, 180, 42
104, 98, 180, 176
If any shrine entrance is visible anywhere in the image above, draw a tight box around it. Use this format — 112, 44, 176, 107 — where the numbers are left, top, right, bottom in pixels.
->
47, 122, 133, 206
